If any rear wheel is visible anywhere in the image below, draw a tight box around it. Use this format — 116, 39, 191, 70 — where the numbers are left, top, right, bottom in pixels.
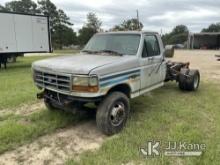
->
96, 92, 130, 135
7, 56, 16, 63
179, 69, 200, 91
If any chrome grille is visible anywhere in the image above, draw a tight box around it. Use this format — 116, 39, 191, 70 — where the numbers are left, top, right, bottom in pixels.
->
34, 70, 71, 92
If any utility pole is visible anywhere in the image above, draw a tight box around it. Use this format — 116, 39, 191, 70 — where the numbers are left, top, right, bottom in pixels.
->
136, 9, 140, 31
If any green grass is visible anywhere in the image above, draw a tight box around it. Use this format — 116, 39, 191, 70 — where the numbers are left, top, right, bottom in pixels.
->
0, 49, 80, 110
0, 109, 85, 154
67, 82, 220, 165
0, 56, 50, 109
0, 53, 85, 154
53, 49, 80, 54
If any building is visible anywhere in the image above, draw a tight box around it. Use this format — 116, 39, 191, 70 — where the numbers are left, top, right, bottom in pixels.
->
187, 32, 220, 49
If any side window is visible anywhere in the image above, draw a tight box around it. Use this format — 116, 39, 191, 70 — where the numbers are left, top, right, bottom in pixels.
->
144, 35, 160, 57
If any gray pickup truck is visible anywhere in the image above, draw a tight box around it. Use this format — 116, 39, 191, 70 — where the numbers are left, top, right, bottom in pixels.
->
32, 31, 200, 135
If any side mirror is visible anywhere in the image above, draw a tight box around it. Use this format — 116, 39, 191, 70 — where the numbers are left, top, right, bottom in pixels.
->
164, 45, 175, 58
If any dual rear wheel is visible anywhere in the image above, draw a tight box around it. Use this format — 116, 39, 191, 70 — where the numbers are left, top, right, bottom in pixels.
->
179, 69, 200, 91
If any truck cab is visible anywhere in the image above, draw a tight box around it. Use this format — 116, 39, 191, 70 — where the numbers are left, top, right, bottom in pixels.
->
32, 31, 200, 135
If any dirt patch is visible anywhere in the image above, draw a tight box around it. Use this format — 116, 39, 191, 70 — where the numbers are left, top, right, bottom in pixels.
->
0, 101, 44, 117
0, 121, 106, 165
172, 50, 220, 81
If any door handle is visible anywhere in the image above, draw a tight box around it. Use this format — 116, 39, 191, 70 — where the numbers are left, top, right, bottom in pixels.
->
148, 57, 154, 61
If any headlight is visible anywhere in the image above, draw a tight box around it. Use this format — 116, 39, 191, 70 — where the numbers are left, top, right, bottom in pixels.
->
72, 75, 99, 93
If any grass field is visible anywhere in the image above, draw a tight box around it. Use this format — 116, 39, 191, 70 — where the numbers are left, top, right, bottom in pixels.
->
67, 82, 220, 165
0, 56, 50, 109
0, 50, 219, 164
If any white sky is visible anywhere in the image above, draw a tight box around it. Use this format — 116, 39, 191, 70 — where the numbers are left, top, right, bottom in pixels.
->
1, 0, 220, 33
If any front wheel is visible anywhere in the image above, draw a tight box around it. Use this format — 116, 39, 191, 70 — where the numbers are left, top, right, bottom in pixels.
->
96, 92, 130, 135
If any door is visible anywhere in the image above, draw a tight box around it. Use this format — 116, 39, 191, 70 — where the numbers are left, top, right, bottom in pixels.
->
32, 16, 49, 52
140, 34, 163, 90
0, 13, 17, 53
14, 14, 33, 52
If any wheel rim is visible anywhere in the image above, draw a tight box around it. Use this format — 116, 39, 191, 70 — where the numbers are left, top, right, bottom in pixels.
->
194, 74, 199, 89
110, 102, 125, 127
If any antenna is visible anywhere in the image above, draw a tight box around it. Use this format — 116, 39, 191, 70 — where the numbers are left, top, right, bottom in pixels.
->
136, 9, 140, 31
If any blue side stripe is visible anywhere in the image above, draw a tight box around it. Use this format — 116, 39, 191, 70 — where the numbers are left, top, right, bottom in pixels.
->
100, 69, 140, 81
100, 73, 140, 87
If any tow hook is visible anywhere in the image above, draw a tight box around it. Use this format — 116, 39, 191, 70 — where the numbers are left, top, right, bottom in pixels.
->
37, 91, 44, 99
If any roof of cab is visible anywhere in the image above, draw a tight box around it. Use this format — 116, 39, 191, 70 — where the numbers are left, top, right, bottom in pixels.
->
97, 31, 159, 35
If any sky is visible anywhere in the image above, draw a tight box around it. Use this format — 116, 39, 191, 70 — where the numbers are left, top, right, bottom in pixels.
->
1, 0, 220, 34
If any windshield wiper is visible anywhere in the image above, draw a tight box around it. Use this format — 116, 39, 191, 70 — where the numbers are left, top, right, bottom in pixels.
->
97, 50, 123, 56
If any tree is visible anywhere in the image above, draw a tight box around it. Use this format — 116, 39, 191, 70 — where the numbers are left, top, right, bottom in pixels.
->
162, 25, 189, 45
78, 12, 102, 45
53, 25, 77, 48
38, 0, 59, 32
86, 12, 102, 32
78, 27, 96, 45
0, 4, 7, 11
111, 18, 143, 31
202, 23, 220, 32
171, 25, 188, 35
38, 0, 74, 49
5, 0, 39, 14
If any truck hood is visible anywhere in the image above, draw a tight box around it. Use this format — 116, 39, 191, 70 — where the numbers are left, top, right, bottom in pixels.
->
32, 54, 132, 74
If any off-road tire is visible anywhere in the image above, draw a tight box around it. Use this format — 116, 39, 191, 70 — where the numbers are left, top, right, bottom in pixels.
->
96, 92, 130, 135
179, 69, 200, 91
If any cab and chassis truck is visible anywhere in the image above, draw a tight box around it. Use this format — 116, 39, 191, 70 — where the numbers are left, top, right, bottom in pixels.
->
32, 31, 200, 135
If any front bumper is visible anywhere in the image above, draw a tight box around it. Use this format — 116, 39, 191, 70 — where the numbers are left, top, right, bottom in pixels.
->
37, 89, 104, 103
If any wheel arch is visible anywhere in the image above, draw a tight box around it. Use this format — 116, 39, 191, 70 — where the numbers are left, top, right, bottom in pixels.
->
106, 83, 132, 98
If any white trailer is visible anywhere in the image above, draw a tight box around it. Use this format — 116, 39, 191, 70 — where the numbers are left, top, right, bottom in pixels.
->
0, 11, 52, 64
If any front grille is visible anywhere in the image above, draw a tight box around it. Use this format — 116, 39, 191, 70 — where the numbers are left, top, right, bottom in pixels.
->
34, 70, 71, 92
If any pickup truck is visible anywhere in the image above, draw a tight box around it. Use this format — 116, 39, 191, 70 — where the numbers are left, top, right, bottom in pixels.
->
32, 31, 200, 135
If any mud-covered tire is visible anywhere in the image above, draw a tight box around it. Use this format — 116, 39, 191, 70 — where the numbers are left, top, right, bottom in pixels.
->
96, 92, 130, 135
179, 69, 200, 91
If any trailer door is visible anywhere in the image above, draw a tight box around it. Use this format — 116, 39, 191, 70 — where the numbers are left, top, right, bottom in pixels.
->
0, 13, 17, 53
32, 16, 50, 52
14, 14, 33, 52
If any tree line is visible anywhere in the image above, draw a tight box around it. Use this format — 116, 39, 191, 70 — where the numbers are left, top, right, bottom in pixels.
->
162, 23, 220, 45
0, 0, 220, 48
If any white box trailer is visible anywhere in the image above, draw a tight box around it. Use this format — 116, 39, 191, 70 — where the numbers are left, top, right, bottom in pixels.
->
0, 11, 52, 64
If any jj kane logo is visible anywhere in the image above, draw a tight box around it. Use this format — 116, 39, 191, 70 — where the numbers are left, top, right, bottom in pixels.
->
140, 140, 206, 158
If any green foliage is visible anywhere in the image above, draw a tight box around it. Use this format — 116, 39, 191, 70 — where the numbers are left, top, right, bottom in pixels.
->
78, 12, 102, 46
5, 0, 39, 14
162, 25, 189, 45
0, 4, 7, 11
53, 25, 77, 49
111, 18, 143, 31
86, 12, 102, 32
202, 23, 220, 32
172, 25, 188, 34
78, 27, 96, 46
38, 0, 76, 49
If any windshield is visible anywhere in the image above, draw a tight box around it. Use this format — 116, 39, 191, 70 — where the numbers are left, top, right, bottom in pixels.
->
83, 33, 141, 55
